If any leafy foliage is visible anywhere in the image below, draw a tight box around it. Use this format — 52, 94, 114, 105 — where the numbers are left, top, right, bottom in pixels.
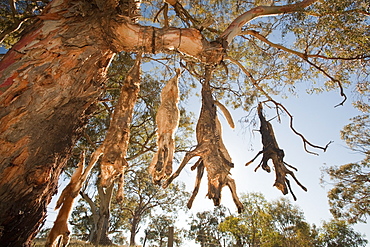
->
188, 205, 229, 247
215, 193, 367, 247
323, 114, 370, 224
318, 219, 368, 247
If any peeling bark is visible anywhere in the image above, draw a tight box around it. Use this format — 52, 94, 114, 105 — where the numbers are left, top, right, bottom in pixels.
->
111, 18, 223, 64
149, 69, 181, 184
163, 67, 243, 213
0, 1, 115, 245
246, 103, 307, 200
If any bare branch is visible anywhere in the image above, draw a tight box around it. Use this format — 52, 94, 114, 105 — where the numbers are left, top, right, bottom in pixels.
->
220, 0, 318, 45
225, 56, 331, 154
242, 30, 348, 106
242, 30, 369, 61
267, 100, 333, 155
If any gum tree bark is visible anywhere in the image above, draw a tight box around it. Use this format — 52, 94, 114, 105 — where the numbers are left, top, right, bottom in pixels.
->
0, 0, 115, 245
0, 0, 318, 245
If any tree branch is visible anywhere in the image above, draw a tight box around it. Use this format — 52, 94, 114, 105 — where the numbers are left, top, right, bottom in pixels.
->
220, 0, 318, 45
224, 56, 331, 155
241, 30, 348, 106
266, 100, 333, 155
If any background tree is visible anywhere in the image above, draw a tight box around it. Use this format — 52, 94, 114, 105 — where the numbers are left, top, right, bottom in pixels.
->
188, 205, 229, 247
322, 113, 370, 224
218, 193, 367, 247
120, 166, 189, 246
220, 193, 318, 247
317, 219, 368, 247
66, 52, 193, 245
0, 0, 369, 245
219, 193, 272, 247
267, 197, 317, 247
142, 214, 186, 247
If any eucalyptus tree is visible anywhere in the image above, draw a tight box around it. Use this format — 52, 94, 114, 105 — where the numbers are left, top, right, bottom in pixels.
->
322, 113, 370, 224
317, 219, 368, 247
66, 51, 193, 245
0, 0, 369, 245
188, 205, 229, 247
142, 214, 187, 247
219, 193, 317, 247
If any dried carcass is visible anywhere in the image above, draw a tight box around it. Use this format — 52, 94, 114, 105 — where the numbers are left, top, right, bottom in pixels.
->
246, 103, 307, 200
149, 69, 181, 184
99, 54, 141, 201
45, 154, 85, 247
163, 68, 243, 213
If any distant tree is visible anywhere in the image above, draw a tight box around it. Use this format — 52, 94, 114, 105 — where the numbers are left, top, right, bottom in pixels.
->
219, 193, 317, 247
267, 197, 318, 247
322, 114, 370, 224
317, 219, 368, 247
188, 205, 229, 247
65, 50, 194, 245
121, 167, 189, 246
219, 193, 272, 247
142, 214, 186, 247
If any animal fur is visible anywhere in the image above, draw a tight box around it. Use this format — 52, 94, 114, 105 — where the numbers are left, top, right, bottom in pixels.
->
150, 69, 181, 184
45, 158, 85, 247
163, 68, 243, 213
99, 54, 141, 201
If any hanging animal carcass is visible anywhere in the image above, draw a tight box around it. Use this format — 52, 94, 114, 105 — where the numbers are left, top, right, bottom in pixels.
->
246, 103, 307, 200
150, 69, 181, 184
163, 68, 243, 213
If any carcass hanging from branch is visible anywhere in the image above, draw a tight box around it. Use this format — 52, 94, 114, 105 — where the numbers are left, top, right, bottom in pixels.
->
163, 67, 243, 213
98, 53, 142, 201
45, 151, 100, 247
45, 156, 84, 247
149, 69, 182, 184
246, 103, 307, 200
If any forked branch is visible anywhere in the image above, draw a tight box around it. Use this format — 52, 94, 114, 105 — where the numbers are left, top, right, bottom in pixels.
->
220, 0, 318, 46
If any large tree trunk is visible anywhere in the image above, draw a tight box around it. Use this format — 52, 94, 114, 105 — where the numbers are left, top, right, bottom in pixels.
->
0, 1, 115, 245
0, 0, 205, 241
